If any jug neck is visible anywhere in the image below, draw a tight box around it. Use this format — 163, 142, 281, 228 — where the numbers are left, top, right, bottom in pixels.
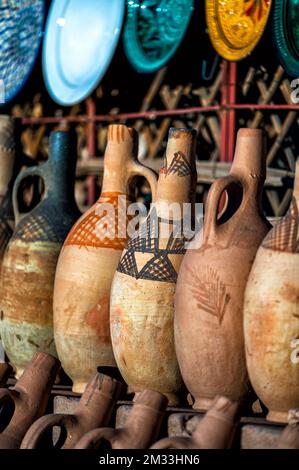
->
156, 128, 197, 207
101, 125, 138, 195
46, 131, 77, 204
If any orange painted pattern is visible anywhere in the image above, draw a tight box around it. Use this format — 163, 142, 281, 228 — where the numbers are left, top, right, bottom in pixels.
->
64, 192, 131, 249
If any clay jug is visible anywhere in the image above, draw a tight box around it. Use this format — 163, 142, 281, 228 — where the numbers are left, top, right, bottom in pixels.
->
75, 390, 168, 449
244, 160, 299, 423
0, 116, 24, 264
151, 396, 239, 449
0, 362, 12, 386
0, 131, 80, 378
54, 124, 157, 393
21, 372, 124, 449
110, 128, 197, 405
175, 128, 271, 410
0, 352, 60, 449
277, 410, 299, 449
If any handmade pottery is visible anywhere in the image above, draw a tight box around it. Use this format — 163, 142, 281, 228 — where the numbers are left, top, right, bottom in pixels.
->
244, 160, 299, 423
175, 128, 271, 410
0, 131, 80, 378
21, 372, 124, 449
0, 352, 60, 449
110, 127, 197, 405
54, 124, 157, 393
75, 390, 168, 449
151, 396, 239, 449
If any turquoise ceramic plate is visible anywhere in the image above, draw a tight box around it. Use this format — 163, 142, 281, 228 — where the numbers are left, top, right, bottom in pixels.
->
0, 0, 44, 105
43, 0, 125, 106
273, 0, 299, 76
124, 0, 194, 73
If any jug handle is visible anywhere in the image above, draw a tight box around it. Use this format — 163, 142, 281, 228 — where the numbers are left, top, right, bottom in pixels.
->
0, 389, 16, 424
203, 174, 244, 242
21, 413, 73, 449
12, 165, 45, 225
127, 161, 158, 203
74, 427, 115, 449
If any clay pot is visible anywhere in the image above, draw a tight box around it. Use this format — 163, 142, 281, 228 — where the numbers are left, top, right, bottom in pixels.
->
277, 409, 299, 449
151, 396, 239, 449
21, 372, 124, 449
75, 390, 168, 449
244, 160, 299, 423
0, 362, 12, 386
0, 131, 80, 377
110, 128, 197, 405
175, 129, 271, 410
0, 352, 60, 449
54, 124, 157, 393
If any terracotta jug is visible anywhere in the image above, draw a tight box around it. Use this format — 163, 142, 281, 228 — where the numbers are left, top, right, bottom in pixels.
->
54, 124, 157, 393
0, 352, 60, 449
75, 390, 168, 449
110, 128, 197, 405
0, 131, 80, 378
244, 160, 299, 423
277, 410, 299, 449
21, 372, 124, 449
151, 396, 239, 449
174, 128, 271, 410
0, 362, 12, 386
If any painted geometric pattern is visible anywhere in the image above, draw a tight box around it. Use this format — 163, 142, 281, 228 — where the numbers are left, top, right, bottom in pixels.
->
263, 197, 299, 253
65, 193, 130, 250
0, 217, 12, 252
12, 213, 60, 243
160, 151, 192, 177
190, 266, 230, 324
117, 209, 186, 283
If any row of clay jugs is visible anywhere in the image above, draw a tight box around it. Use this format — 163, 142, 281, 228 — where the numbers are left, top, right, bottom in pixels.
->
0, 352, 60, 449
21, 372, 124, 449
0, 131, 80, 377
53, 124, 157, 393
75, 390, 168, 449
152, 396, 239, 449
175, 129, 271, 409
244, 159, 299, 423
110, 127, 197, 405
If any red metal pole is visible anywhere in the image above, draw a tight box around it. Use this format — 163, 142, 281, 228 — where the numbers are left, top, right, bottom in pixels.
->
228, 62, 237, 162
220, 61, 229, 162
86, 97, 96, 205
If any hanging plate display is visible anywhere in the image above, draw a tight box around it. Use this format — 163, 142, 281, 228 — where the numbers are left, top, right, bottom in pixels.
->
43, 0, 125, 106
123, 0, 194, 73
273, 0, 299, 76
0, 0, 44, 105
206, 0, 272, 61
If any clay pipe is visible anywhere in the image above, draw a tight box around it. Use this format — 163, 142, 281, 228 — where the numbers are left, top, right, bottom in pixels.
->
277, 409, 299, 449
151, 396, 239, 449
0, 352, 60, 449
0, 363, 12, 386
75, 390, 168, 449
21, 373, 124, 449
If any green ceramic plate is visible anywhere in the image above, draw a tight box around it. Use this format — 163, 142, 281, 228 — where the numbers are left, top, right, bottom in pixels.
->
273, 0, 299, 76
123, 0, 194, 73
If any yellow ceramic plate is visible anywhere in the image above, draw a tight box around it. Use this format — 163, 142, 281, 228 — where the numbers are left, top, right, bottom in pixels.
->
206, 0, 272, 61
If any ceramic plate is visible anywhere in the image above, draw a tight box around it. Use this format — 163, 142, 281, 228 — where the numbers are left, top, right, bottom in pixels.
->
273, 0, 299, 76
123, 0, 194, 73
43, 0, 125, 106
0, 0, 44, 105
206, 0, 272, 61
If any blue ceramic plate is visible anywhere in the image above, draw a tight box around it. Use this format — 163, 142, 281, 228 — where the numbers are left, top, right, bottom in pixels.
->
123, 0, 194, 73
43, 0, 125, 106
0, 0, 44, 105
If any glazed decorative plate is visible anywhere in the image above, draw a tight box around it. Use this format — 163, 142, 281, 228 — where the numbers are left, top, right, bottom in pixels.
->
273, 0, 299, 76
123, 0, 194, 73
206, 0, 272, 61
0, 0, 44, 105
43, 0, 125, 106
